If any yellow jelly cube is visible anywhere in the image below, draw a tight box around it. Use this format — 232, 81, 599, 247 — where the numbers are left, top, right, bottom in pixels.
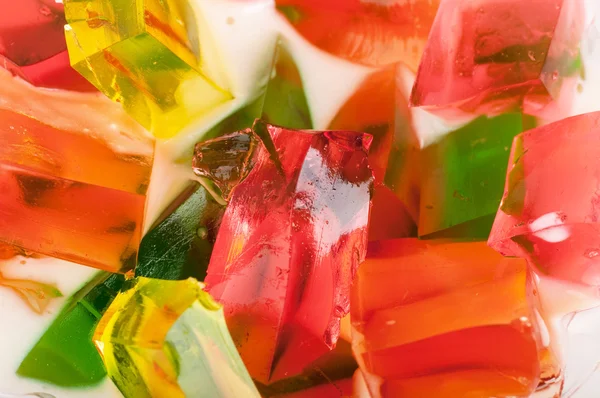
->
94, 277, 260, 397
63, 0, 232, 138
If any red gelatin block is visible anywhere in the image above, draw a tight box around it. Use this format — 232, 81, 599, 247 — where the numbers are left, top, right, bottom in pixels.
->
489, 111, 600, 286
410, 0, 583, 120
276, 0, 440, 71
0, 0, 66, 66
0, 68, 154, 273
0, 0, 95, 91
205, 121, 374, 384
352, 239, 556, 398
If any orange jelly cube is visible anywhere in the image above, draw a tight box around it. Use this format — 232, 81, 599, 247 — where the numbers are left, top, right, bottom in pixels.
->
351, 239, 556, 397
0, 68, 153, 272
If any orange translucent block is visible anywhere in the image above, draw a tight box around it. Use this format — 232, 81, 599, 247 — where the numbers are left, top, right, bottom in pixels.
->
276, 0, 440, 71
329, 66, 418, 239
351, 239, 556, 398
0, 69, 154, 272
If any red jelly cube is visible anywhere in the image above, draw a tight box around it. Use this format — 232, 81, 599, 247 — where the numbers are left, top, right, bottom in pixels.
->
489, 111, 600, 286
0, 0, 95, 91
410, 0, 583, 120
205, 121, 374, 383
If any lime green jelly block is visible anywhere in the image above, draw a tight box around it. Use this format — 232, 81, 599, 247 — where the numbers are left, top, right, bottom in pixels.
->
418, 114, 535, 239
136, 183, 224, 281
17, 272, 122, 387
63, 0, 232, 138
94, 277, 260, 398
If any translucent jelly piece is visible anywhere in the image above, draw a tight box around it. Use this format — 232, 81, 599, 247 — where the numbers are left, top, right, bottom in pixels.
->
268, 378, 353, 398
418, 113, 533, 238
262, 42, 312, 129
328, 65, 417, 239
352, 239, 555, 398
63, 0, 232, 137
329, 66, 397, 184
18, 272, 120, 387
0, 0, 66, 66
94, 277, 260, 398
276, 0, 440, 71
410, 0, 584, 120
256, 340, 357, 397
19, 50, 97, 91
19, 199, 220, 389
489, 111, 600, 286
0, 1, 95, 91
136, 183, 224, 281
0, 69, 153, 272
192, 129, 259, 200
205, 121, 374, 383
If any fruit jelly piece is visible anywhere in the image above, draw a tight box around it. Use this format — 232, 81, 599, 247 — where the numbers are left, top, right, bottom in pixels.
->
355, 239, 523, 318
94, 277, 260, 398
205, 121, 374, 383
256, 340, 357, 397
19, 200, 221, 389
20, 50, 97, 92
276, 0, 440, 71
0, 109, 152, 195
262, 42, 312, 129
368, 185, 416, 241
418, 113, 532, 239
328, 66, 417, 239
136, 183, 224, 281
0, 0, 66, 66
63, 0, 232, 138
270, 378, 353, 398
489, 111, 600, 285
378, 369, 536, 397
192, 129, 259, 200
410, 0, 584, 120
0, 70, 153, 271
17, 272, 120, 387
352, 239, 547, 397
0, 164, 144, 272
0, 68, 153, 193
0, 2, 97, 92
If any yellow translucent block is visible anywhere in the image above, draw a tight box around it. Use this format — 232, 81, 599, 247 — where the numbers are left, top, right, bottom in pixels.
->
63, 0, 232, 138
94, 277, 260, 398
